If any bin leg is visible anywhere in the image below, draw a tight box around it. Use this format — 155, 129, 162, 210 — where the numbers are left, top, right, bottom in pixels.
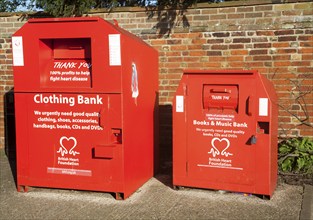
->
173, 185, 183, 190
262, 195, 270, 200
17, 185, 28, 192
115, 192, 124, 200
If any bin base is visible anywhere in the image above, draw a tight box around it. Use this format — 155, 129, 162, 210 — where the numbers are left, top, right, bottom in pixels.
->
173, 184, 272, 200
16, 184, 131, 200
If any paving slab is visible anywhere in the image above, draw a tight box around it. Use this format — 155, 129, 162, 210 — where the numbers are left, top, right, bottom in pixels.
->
300, 184, 313, 220
0, 149, 305, 220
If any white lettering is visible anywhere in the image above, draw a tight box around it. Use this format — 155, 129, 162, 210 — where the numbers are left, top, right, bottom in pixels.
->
77, 95, 103, 105
212, 95, 222, 100
193, 120, 210, 126
34, 94, 75, 107
34, 94, 103, 106
216, 121, 232, 127
54, 62, 77, 69
233, 122, 248, 127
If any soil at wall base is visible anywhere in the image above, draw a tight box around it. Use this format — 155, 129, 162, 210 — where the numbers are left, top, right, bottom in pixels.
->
279, 173, 313, 186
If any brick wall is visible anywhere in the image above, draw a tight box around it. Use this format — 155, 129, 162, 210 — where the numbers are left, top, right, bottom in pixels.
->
0, 1, 312, 152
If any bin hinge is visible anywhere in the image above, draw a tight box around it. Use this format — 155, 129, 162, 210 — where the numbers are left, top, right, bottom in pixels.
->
183, 84, 188, 96
186, 161, 189, 173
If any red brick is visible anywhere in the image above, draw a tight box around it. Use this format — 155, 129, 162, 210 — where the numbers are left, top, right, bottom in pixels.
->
301, 130, 313, 136
277, 48, 297, 54
227, 56, 244, 62
274, 61, 292, 67
168, 57, 183, 62
193, 15, 210, 20
253, 56, 272, 61
229, 44, 244, 49
191, 38, 206, 44
299, 48, 313, 54
166, 39, 182, 44
291, 61, 311, 66
183, 57, 200, 62
272, 42, 290, 48
190, 51, 206, 56
296, 30, 304, 34
305, 30, 313, 35
164, 62, 181, 68
182, 51, 189, 56
150, 40, 167, 45
207, 51, 222, 56
231, 50, 248, 55
231, 32, 246, 37
273, 55, 291, 60
188, 45, 202, 50
298, 67, 313, 73
255, 5, 273, 11
228, 13, 244, 19
219, 7, 236, 13
165, 51, 181, 56
188, 62, 204, 68
249, 49, 268, 55
228, 62, 245, 68
201, 8, 218, 14
203, 62, 221, 68
254, 43, 271, 48
171, 45, 187, 51
207, 39, 224, 44
274, 30, 295, 36
278, 36, 297, 42
209, 57, 226, 62
233, 38, 251, 43
252, 37, 268, 43
282, 10, 302, 16
211, 45, 228, 50
302, 54, 313, 60
237, 6, 254, 12
210, 14, 227, 20
245, 12, 262, 18
298, 35, 313, 41
256, 30, 274, 36
212, 32, 230, 38
171, 33, 188, 38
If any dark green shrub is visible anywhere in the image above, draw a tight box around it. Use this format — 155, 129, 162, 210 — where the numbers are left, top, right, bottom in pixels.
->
278, 137, 313, 174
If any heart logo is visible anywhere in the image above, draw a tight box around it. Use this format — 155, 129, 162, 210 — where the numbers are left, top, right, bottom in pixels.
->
57, 136, 80, 156
208, 137, 233, 157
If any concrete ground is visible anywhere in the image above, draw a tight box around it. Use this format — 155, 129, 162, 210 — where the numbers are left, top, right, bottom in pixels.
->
0, 149, 312, 220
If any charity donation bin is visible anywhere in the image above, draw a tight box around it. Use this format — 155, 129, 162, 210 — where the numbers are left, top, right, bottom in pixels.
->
173, 70, 278, 198
12, 17, 158, 199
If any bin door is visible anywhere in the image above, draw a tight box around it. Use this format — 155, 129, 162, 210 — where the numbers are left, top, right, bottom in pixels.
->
186, 78, 257, 186
15, 93, 124, 190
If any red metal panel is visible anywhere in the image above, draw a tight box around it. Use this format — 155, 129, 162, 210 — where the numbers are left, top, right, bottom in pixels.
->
13, 17, 122, 93
15, 93, 124, 192
173, 70, 278, 198
13, 17, 158, 199
121, 34, 159, 196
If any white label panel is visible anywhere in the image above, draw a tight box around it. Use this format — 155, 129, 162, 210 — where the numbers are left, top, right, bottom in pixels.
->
259, 98, 268, 116
176, 95, 184, 112
12, 36, 24, 66
108, 34, 121, 66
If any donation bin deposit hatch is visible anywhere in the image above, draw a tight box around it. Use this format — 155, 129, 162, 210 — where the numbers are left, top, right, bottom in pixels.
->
12, 17, 158, 200
173, 70, 278, 198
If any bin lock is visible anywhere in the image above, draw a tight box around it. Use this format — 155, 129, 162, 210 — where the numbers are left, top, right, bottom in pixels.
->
250, 135, 257, 144
111, 128, 122, 144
